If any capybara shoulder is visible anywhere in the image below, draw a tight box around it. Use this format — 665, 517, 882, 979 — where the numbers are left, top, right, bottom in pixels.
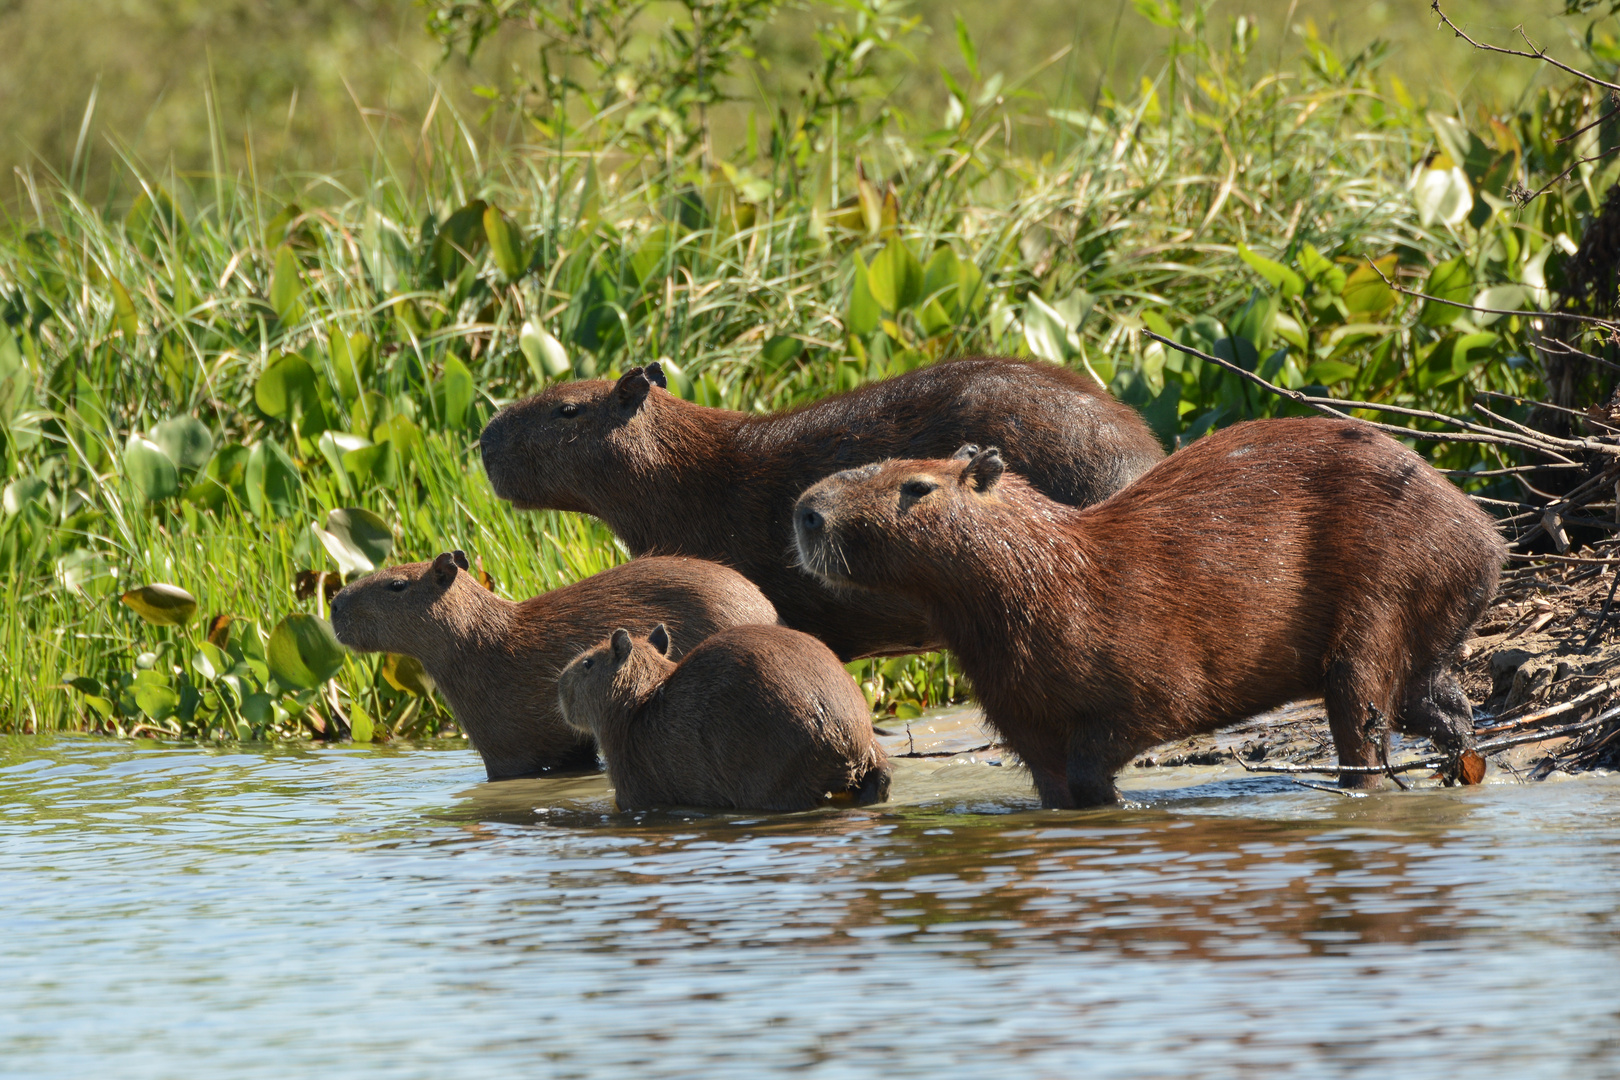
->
331, 553, 777, 780
479, 357, 1165, 659
793, 418, 1505, 808
557, 623, 890, 812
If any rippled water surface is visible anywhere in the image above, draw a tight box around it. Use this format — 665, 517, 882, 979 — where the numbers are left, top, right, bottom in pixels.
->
3, 729, 1619, 1079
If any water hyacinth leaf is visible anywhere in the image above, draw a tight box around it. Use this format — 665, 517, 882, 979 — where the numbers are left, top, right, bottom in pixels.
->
372, 413, 422, 462
1238, 243, 1304, 299
758, 335, 802, 375
922, 246, 962, 311
483, 205, 526, 280
267, 614, 346, 689
329, 332, 374, 404
245, 440, 302, 520
919, 297, 954, 337
270, 245, 305, 323
348, 701, 375, 743
1411, 161, 1472, 228
382, 653, 435, 696
1341, 257, 1398, 316
867, 236, 923, 312
1419, 256, 1474, 327
1023, 294, 1076, 363
1297, 243, 1346, 294
186, 443, 249, 509
520, 321, 571, 381
2, 475, 46, 517
254, 352, 319, 420
151, 416, 214, 472
342, 441, 396, 486
441, 354, 474, 429
134, 681, 180, 722
109, 278, 140, 339
846, 256, 882, 336
317, 430, 371, 492
432, 200, 489, 284
1472, 285, 1527, 325
317, 507, 393, 575
654, 356, 694, 398
123, 434, 179, 501
121, 583, 198, 626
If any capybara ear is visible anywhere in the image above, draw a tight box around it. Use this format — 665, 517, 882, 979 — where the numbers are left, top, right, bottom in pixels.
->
432, 552, 460, 586
952, 443, 981, 460
644, 361, 668, 390
962, 446, 1005, 492
451, 549, 469, 570
611, 628, 634, 662
648, 623, 671, 656
614, 367, 652, 410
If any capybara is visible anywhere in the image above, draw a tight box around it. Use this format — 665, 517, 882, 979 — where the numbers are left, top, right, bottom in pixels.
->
556, 623, 891, 811
479, 357, 1165, 659
792, 418, 1506, 807
329, 552, 778, 780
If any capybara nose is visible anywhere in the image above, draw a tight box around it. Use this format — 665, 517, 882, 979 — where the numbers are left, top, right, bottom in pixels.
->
799, 507, 823, 533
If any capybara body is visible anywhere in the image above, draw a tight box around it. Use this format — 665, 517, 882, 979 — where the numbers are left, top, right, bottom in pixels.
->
329, 553, 778, 780
479, 357, 1165, 659
556, 623, 891, 812
792, 418, 1506, 808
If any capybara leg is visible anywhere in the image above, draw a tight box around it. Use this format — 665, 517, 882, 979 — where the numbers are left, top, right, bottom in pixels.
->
1064, 728, 1124, 808
1398, 663, 1476, 754
1325, 659, 1390, 791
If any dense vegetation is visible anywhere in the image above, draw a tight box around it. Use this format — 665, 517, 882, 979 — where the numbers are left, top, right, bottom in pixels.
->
2, 0, 1617, 741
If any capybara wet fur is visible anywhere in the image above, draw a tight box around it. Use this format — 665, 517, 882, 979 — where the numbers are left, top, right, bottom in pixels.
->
329, 553, 778, 780
480, 357, 1164, 659
557, 623, 891, 812
793, 418, 1506, 808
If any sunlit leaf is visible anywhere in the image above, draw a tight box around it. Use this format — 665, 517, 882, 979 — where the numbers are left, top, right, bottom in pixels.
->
1419, 256, 1474, 327
270, 244, 305, 322
267, 614, 346, 689
1410, 164, 1472, 228
254, 352, 319, 420
483, 204, 526, 280
121, 583, 198, 626
329, 332, 374, 404
151, 416, 213, 473
1297, 243, 1346, 294
134, 681, 180, 722
109, 278, 139, 339
1023, 294, 1075, 363
348, 701, 375, 743
2, 475, 46, 517
245, 439, 302, 520
520, 321, 571, 380
1341, 256, 1398, 316
1472, 285, 1527, 326
867, 236, 923, 312
846, 256, 882, 336
383, 653, 435, 696
441, 354, 474, 429
123, 434, 178, 501
1238, 243, 1304, 299
315, 507, 393, 575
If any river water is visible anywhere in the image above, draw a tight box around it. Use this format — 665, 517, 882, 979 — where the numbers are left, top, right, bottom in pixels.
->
2, 723, 1618, 1079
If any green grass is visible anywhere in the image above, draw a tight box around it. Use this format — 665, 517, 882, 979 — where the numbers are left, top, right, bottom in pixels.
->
1, 0, 1615, 738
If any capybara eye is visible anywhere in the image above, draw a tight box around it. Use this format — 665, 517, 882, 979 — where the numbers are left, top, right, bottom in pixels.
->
581, 657, 594, 670
558, 403, 579, 419
387, 579, 408, 592
902, 479, 938, 498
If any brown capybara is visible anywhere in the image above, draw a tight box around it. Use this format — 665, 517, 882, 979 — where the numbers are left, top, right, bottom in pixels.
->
479, 357, 1164, 660
792, 418, 1506, 808
329, 552, 778, 780
556, 623, 891, 812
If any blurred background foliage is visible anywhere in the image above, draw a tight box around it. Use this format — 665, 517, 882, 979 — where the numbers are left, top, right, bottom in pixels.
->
5, 0, 1620, 742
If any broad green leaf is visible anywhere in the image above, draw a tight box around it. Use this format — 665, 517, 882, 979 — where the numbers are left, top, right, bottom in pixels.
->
383, 653, 435, 696
317, 430, 371, 489
3, 475, 46, 517
654, 357, 694, 399
1304, 359, 1360, 384
1411, 164, 1472, 228
1420, 256, 1474, 327
1023, 294, 1076, 362
124, 434, 179, 501
151, 416, 213, 472
847, 256, 882, 336
759, 335, 802, 373
255, 353, 319, 420
1297, 244, 1347, 294
919, 298, 954, 337
329, 332, 374, 404
372, 413, 422, 461
192, 643, 225, 681
1472, 285, 1526, 325
185, 443, 249, 509
440, 354, 474, 428
56, 549, 114, 593
923, 245, 962, 313
134, 682, 180, 722
867, 237, 923, 312
342, 441, 397, 486
270, 245, 305, 322
121, 583, 198, 626
432, 200, 489, 284
316, 507, 393, 575
267, 614, 346, 689
1228, 287, 1277, 350
348, 701, 375, 743
1238, 243, 1303, 299
483, 205, 526, 280
109, 278, 139, 339
1341, 257, 1397, 315
245, 440, 302, 520
519, 321, 571, 380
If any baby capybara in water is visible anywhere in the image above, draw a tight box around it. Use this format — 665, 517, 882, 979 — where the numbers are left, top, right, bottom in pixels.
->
479, 357, 1164, 659
793, 418, 1506, 808
556, 623, 891, 812
329, 552, 777, 780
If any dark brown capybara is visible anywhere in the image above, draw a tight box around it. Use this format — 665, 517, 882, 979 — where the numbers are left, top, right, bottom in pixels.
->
556, 623, 891, 812
329, 552, 778, 780
792, 417, 1506, 808
479, 357, 1165, 660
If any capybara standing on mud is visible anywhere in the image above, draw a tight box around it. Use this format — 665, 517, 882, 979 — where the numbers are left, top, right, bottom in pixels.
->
793, 418, 1506, 808
557, 623, 891, 811
479, 357, 1164, 659
330, 552, 778, 780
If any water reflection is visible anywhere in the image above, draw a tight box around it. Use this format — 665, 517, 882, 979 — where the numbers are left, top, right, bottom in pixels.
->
2, 733, 1618, 1079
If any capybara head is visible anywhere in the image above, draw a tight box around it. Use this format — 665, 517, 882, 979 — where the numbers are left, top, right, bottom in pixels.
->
329, 550, 476, 657
478, 364, 669, 511
556, 623, 677, 737
794, 447, 1008, 593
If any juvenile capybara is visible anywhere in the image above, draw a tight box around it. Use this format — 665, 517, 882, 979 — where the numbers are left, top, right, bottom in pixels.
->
329, 552, 778, 780
792, 418, 1506, 808
556, 623, 891, 811
479, 357, 1165, 659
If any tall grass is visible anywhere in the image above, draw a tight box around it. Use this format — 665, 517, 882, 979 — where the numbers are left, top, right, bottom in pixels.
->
1, 2, 1613, 737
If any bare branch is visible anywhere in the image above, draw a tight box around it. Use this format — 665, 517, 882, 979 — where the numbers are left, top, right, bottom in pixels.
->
1364, 256, 1619, 329
1431, 1, 1620, 94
